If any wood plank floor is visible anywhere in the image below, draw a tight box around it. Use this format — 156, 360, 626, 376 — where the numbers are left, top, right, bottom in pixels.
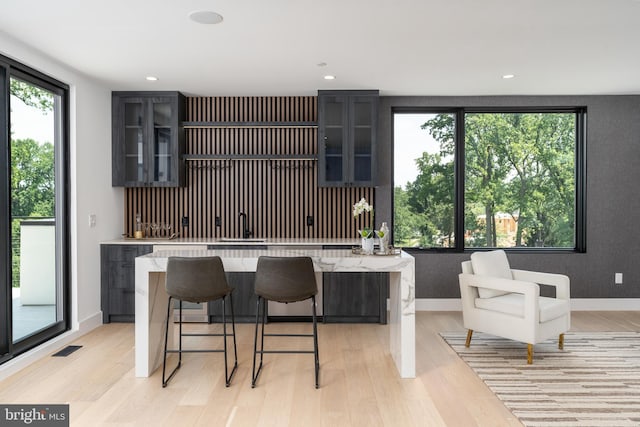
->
1, 311, 639, 426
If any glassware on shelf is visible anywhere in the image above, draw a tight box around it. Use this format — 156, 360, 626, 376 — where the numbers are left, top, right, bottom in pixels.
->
150, 223, 160, 238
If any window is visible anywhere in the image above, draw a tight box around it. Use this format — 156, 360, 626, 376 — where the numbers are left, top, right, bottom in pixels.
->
393, 108, 586, 252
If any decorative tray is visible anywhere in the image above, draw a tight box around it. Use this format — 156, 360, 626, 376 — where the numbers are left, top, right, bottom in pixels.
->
351, 246, 401, 256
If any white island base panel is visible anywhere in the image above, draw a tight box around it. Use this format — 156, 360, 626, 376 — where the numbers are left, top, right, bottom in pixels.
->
135, 249, 416, 378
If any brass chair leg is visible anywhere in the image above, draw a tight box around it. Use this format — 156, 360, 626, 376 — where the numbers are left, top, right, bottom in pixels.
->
558, 333, 564, 350
465, 329, 473, 347
527, 344, 533, 364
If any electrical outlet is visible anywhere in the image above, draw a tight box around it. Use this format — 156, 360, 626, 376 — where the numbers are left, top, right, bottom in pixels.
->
215, 216, 221, 227
306, 215, 314, 227
615, 273, 623, 285
181, 216, 189, 227
88, 214, 96, 228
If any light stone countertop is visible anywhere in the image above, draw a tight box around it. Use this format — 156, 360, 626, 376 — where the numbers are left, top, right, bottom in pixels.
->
102, 237, 361, 246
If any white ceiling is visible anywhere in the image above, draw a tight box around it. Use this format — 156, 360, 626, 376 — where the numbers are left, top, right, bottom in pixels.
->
1, 0, 639, 97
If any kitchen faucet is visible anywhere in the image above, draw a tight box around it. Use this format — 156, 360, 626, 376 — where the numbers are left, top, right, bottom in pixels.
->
239, 211, 252, 239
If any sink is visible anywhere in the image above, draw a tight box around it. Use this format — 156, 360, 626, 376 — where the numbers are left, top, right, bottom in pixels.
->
217, 238, 266, 243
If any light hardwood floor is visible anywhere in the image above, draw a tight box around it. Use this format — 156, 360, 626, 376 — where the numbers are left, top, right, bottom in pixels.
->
1, 311, 639, 426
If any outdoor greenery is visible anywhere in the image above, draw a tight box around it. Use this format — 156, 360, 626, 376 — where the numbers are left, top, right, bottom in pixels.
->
394, 112, 576, 248
10, 78, 55, 111
10, 78, 55, 286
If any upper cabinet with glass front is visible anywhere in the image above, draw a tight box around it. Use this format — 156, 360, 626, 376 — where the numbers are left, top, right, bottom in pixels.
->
318, 90, 379, 187
112, 91, 186, 187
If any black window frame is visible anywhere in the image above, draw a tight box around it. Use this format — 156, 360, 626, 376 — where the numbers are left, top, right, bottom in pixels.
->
392, 106, 587, 253
0, 53, 71, 363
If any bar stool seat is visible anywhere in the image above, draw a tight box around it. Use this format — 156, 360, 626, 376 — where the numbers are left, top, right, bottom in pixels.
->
251, 256, 320, 388
162, 256, 238, 388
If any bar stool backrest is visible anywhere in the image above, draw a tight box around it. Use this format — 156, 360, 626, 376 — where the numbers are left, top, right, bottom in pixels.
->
254, 256, 317, 303
165, 256, 231, 303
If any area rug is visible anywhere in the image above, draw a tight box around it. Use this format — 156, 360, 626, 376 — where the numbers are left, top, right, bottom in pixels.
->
440, 331, 640, 427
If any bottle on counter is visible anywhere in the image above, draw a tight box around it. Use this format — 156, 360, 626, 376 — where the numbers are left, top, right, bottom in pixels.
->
134, 213, 143, 239
377, 222, 390, 254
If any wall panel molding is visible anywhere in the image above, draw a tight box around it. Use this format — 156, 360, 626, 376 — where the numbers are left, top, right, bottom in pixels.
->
125, 96, 375, 239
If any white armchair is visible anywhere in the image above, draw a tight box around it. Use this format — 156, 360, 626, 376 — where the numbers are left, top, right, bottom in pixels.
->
459, 250, 570, 364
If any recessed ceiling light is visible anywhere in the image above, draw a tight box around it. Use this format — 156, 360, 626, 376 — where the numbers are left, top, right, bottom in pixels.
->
189, 10, 224, 25
317, 62, 327, 67
324, 75, 336, 80
502, 74, 516, 79
146, 76, 158, 81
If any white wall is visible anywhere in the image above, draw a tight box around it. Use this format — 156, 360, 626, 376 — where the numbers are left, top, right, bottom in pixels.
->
19, 221, 55, 305
0, 30, 122, 358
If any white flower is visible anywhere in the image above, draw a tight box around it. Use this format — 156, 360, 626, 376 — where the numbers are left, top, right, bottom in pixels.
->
352, 198, 373, 217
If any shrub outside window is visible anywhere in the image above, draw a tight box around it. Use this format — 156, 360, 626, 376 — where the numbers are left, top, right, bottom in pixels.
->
393, 108, 585, 251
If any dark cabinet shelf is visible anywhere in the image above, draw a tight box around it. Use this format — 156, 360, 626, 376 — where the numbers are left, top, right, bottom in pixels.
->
183, 121, 317, 128
318, 90, 379, 187
183, 154, 317, 162
112, 91, 186, 187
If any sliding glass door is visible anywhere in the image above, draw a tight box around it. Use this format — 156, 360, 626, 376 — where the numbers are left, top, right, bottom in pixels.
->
1, 56, 69, 363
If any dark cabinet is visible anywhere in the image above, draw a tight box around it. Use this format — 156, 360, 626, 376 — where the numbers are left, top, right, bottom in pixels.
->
318, 90, 379, 187
323, 272, 389, 323
112, 91, 186, 187
101, 244, 153, 322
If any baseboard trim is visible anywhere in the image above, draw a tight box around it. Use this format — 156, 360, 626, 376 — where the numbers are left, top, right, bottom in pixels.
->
0, 311, 103, 381
416, 299, 462, 311
568, 298, 640, 311
415, 298, 640, 312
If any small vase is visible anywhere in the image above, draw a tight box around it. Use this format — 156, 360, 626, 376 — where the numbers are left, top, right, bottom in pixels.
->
361, 237, 374, 255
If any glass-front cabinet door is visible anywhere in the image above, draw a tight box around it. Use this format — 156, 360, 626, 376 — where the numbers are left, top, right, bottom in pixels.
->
318, 94, 348, 185
152, 101, 173, 183
318, 90, 378, 187
112, 92, 185, 187
350, 96, 376, 185
123, 99, 146, 184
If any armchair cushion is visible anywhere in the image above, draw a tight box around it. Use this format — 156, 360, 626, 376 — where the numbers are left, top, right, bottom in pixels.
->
474, 293, 570, 323
470, 250, 513, 298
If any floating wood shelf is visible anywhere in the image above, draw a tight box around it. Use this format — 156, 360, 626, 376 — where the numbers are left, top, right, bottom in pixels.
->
183, 154, 317, 161
183, 121, 317, 129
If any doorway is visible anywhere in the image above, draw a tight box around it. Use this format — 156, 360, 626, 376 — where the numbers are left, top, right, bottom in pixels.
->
1, 57, 69, 363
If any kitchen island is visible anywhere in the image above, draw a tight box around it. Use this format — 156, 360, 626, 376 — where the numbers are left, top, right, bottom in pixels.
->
134, 248, 415, 378
102, 238, 389, 323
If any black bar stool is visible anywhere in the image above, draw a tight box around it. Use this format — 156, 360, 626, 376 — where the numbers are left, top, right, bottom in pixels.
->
162, 256, 238, 388
251, 256, 320, 388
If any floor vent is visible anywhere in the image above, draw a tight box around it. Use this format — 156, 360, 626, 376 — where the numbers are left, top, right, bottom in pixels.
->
52, 345, 82, 357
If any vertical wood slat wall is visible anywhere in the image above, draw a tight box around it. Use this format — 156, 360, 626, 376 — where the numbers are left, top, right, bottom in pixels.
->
125, 96, 375, 239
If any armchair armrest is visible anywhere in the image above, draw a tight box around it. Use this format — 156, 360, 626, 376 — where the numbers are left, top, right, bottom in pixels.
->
511, 269, 570, 300
459, 273, 540, 296
459, 273, 541, 321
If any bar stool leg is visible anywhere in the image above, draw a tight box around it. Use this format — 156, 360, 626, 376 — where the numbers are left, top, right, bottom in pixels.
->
222, 295, 228, 385
312, 295, 319, 388
162, 297, 182, 387
178, 300, 183, 362
228, 293, 238, 383
251, 296, 264, 388
222, 294, 238, 386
